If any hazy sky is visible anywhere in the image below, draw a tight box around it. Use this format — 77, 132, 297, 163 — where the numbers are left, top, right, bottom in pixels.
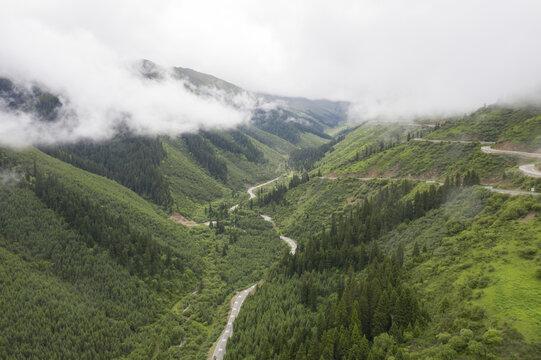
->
1, 0, 541, 145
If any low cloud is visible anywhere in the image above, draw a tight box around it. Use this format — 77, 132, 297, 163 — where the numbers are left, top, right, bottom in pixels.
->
0, 4, 256, 147
0, 168, 21, 187
2, 0, 541, 142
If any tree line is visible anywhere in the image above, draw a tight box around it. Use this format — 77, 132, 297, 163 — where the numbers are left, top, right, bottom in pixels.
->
41, 136, 173, 207
256, 173, 310, 207
183, 133, 228, 182
289, 135, 345, 170
201, 130, 265, 163
33, 165, 183, 282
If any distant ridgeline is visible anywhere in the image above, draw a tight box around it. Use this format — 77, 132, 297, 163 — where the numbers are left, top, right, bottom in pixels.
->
0, 77, 62, 122
251, 108, 333, 144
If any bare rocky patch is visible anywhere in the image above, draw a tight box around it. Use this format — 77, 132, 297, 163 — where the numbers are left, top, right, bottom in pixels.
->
169, 212, 199, 227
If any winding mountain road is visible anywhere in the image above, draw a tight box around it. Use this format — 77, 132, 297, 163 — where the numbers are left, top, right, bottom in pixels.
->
518, 164, 541, 178
209, 177, 296, 360
483, 186, 539, 196
413, 138, 495, 145
480, 146, 541, 160
480, 145, 541, 178
211, 284, 257, 360
260, 214, 297, 254
247, 177, 281, 199
319, 174, 538, 196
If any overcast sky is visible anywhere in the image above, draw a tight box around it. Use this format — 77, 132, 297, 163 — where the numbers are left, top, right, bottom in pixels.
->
1, 0, 541, 145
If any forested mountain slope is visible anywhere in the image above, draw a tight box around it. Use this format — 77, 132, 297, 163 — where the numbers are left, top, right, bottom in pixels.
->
310, 106, 541, 192
222, 105, 541, 359
1, 82, 540, 360
229, 164, 540, 360
0, 145, 285, 359
0, 59, 352, 358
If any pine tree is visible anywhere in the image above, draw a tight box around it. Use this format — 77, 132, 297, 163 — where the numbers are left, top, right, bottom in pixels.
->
412, 242, 420, 257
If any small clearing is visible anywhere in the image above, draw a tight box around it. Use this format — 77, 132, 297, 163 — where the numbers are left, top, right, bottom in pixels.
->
169, 212, 199, 227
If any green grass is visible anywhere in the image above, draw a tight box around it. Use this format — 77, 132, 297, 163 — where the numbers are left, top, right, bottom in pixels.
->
428, 107, 541, 150
162, 138, 231, 218
240, 125, 298, 155
314, 123, 411, 174
162, 134, 286, 221
380, 188, 541, 357
323, 141, 513, 180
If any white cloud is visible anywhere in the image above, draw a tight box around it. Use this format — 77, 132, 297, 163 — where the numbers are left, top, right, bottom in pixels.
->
1, 0, 541, 145
0, 1, 254, 146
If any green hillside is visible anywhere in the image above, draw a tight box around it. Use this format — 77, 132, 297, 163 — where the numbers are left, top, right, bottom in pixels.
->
1, 99, 541, 360
227, 184, 541, 359
220, 105, 541, 359
0, 145, 283, 359
310, 110, 541, 192
427, 106, 541, 150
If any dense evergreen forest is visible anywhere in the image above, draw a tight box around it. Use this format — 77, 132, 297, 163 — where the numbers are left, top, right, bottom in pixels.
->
1, 97, 540, 360
251, 108, 332, 144
0, 145, 285, 359
42, 136, 173, 207
0, 182, 161, 359
201, 130, 266, 163
225, 173, 510, 360
289, 136, 344, 170
285, 179, 451, 274
33, 165, 183, 281
182, 133, 229, 182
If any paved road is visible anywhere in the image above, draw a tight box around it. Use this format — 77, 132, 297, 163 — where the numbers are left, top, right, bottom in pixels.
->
483, 186, 539, 196
211, 284, 257, 360
321, 175, 443, 185
261, 215, 296, 254
319, 175, 538, 196
518, 164, 541, 178
209, 177, 294, 360
413, 138, 495, 145
247, 177, 281, 199
480, 146, 541, 178
480, 146, 541, 159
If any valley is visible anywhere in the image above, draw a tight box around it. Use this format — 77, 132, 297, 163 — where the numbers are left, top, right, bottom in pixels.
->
3, 3, 541, 360
1, 74, 540, 360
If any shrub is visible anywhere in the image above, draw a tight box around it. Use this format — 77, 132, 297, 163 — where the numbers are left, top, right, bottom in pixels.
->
460, 328, 474, 341
477, 275, 490, 288
448, 335, 467, 351
436, 332, 452, 344
438, 344, 458, 360
468, 340, 485, 356
518, 247, 537, 260
482, 329, 503, 345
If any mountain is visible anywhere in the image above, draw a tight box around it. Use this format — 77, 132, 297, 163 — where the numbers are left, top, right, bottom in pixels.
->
222, 105, 541, 360
1, 66, 540, 360
170, 62, 349, 144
